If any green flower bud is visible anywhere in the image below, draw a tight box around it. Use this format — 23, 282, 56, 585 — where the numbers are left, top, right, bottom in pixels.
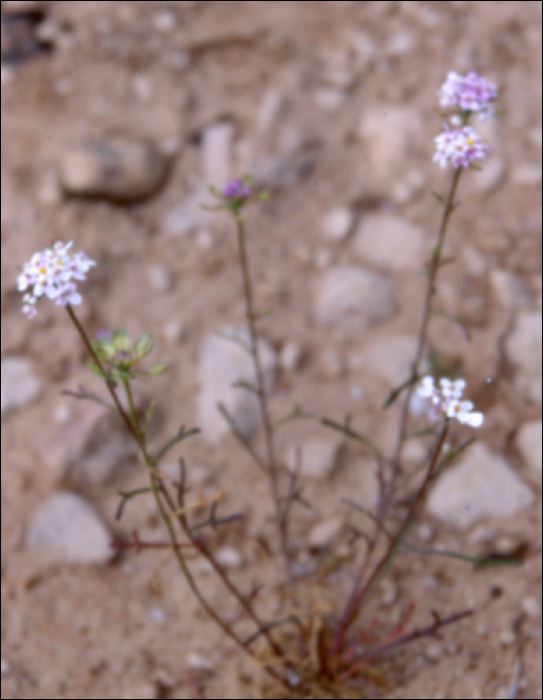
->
147, 361, 171, 376
135, 332, 155, 360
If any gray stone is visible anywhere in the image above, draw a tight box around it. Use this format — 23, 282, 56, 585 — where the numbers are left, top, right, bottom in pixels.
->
286, 437, 343, 480
516, 420, 542, 479
353, 213, 425, 271
198, 328, 276, 443
1, 357, 42, 418
314, 266, 396, 328
59, 136, 168, 201
27, 492, 113, 564
427, 443, 534, 528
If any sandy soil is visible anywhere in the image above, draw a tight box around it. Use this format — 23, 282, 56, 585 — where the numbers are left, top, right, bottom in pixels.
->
1, 2, 542, 698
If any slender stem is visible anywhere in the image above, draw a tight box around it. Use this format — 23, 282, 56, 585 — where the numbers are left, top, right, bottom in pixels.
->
387, 167, 462, 508
235, 217, 291, 578
66, 304, 137, 442
333, 421, 450, 654
66, 304, 289, 688
160, 466, 291, 682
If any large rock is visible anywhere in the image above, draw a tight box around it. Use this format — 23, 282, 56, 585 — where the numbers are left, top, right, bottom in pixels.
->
198, 328, 277, 443
60, 135, 168, 201
426, 443, 534, 528
26, 492, 113, 564
314, 266, 396, 329
1, 357, 42, 418
353, 213, 425, 271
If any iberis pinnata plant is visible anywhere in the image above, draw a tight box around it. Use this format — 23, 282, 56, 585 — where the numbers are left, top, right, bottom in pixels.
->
17, 240, 96, 318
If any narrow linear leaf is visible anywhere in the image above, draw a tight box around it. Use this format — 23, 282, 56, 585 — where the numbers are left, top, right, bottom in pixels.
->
231, 379, 260, 395
154, 426, 201, 464
272, 406, 318, 432
383, 375, 416, 410
116, 487, 153, 520
399, 544, 524, 568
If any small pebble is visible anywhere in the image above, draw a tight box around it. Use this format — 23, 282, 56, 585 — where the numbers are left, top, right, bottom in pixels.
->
148, 607, 165, 623
417, 523, 434, 542
153, 10, 176, 32
279, 341, 304, 372
321, 207, 354, 242
499, 627, 517, 647
162, 320, 187, 345
147, 264, 172, 293
187, 652, 215, 672
308, 516, 343, 550
379, 578, 398, 606
424, 642, 443, 663
314, 88, 347, 111
216, 547, 244, 569
521, 595, 541, 619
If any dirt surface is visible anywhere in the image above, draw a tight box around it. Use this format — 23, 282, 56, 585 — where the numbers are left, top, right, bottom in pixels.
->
1, 2, 542, 699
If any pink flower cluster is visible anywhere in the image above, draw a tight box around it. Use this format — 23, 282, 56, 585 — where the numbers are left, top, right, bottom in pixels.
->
17, 241, 96, 318
417, 376, 484, 428
433, 125, 490, 169
434, 71, 498, 169
438, 71, 498, 119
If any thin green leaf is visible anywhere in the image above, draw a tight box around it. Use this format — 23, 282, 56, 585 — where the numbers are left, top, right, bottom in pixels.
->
272, 406, 318, 432
399, 544, 524, 568
147, 361, 171, 376
231, 379, 260, 395
153, 426, 200, 464
383, 375, 417, 410
144, 398, 158, 433
116, 487, 153, 520
321, 416, 386, 463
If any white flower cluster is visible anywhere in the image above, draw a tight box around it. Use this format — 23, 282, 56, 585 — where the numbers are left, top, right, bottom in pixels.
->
417, 376, 484, 427
17, 241, 96, 318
